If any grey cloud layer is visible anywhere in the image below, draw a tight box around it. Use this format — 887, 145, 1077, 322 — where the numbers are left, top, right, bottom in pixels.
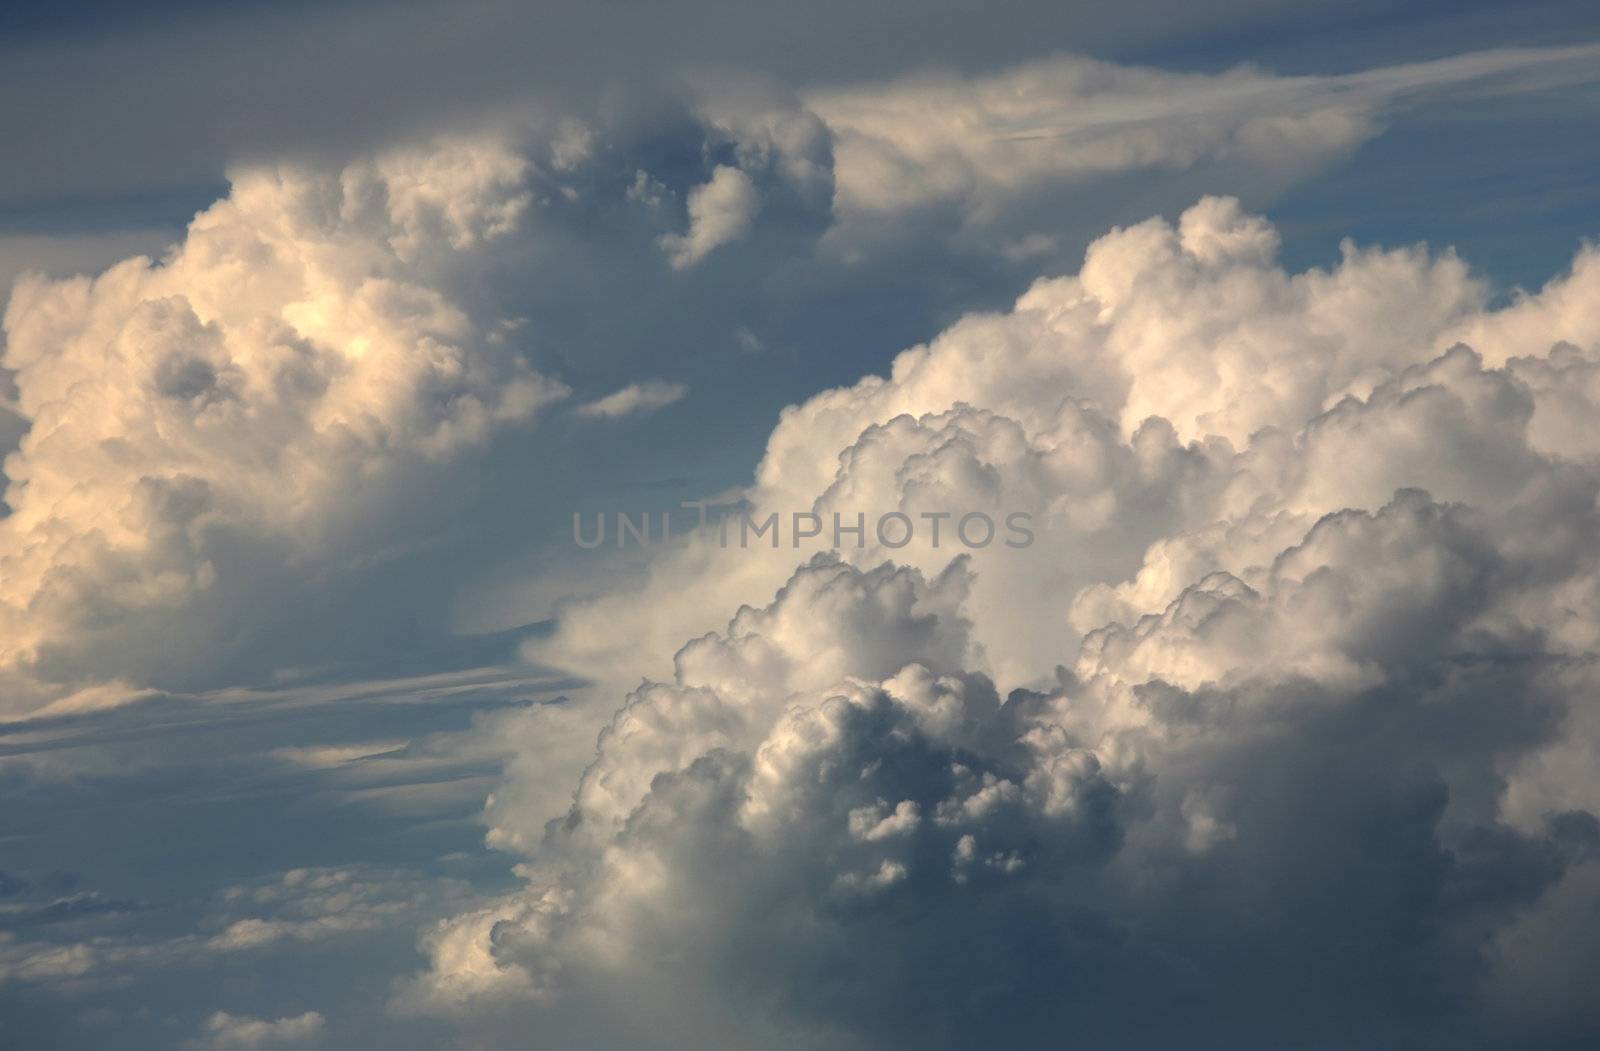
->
16, 0, 1588, 202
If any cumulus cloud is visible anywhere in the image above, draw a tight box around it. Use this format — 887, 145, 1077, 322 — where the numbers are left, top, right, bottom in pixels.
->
9, 46, 1597, 720
0, 231, 181, 306
405, 198, 1600, 1047
575, 380, 687, 419
525, 195, 1499, 693
9, 45, 1600, 1045
658, 165, 760, 268
0, 134, 568, 715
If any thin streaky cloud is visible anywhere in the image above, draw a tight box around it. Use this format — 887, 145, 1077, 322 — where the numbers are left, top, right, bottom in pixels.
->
575, 380, 689, 419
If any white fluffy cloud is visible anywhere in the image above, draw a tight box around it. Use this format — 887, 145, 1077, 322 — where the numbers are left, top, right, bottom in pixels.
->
4, 30, 1600, 1051
524, 196, 1512, 693
412, 198, 1600, 1047
0, 134, 568, 714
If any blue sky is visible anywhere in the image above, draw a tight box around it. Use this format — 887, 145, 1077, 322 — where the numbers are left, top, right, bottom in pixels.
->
4, 3, 1600, 1049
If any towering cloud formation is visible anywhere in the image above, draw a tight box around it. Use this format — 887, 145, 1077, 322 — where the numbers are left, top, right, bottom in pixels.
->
0, 136, 567, 714
419, 199, 1600, 1047
7, 47, 1600, 1043
7, 46, 1595, 718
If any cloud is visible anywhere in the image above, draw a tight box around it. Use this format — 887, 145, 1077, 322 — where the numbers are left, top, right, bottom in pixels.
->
9, 45, 1599, 720
0, 0, 1420, 203
6, 28, 1600, 1049
522, 195, 1504, 696
0, 133, 568, 714
0, 891, 154, 929
1, 0, 1594, 209
575, 381, 688, 419
411, 199, 1600, 1047
807, 44, 1600, 249
184, 1011, 325, 1051
810, 58, 1371, 225
0, 863, 480, 993
658, 165, 759, 268
0, 230, 180, 303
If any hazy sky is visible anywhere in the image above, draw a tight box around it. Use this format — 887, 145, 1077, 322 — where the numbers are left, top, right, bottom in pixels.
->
4, 3, 1600, 1049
